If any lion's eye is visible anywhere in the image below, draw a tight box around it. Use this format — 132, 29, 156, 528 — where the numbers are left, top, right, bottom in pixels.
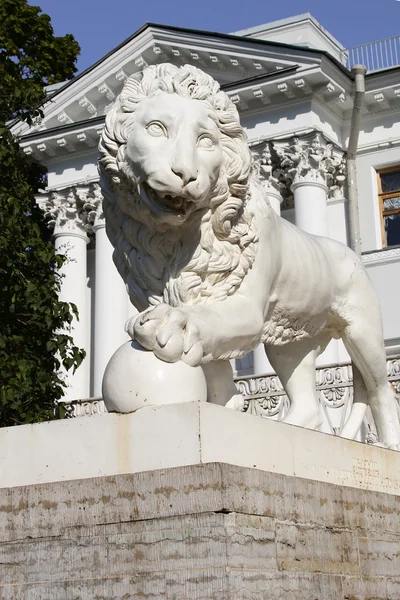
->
146, 121, 167, 137
197, 135, 215, 149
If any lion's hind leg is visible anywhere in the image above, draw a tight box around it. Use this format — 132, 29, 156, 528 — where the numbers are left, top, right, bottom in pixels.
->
341, 320, 400, 449
266, 335, 330, 430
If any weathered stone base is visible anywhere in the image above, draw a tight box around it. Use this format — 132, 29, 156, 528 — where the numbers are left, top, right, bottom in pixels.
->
1, 462, 400, 599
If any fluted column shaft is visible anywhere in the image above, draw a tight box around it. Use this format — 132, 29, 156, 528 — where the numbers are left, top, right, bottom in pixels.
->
92, 220, 128, 397
292, 180, 329, 237
37, 183, 103, 402
54, 228, 90, 401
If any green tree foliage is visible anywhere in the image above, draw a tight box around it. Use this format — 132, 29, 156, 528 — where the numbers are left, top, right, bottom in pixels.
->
0, 0, 85, 426
0, 0, 80, 124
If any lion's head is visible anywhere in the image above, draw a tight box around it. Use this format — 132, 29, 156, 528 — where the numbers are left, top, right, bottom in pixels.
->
99, 64, 258, 311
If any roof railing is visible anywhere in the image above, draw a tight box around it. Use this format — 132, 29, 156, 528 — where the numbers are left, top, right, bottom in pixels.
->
342, 35, 400, 73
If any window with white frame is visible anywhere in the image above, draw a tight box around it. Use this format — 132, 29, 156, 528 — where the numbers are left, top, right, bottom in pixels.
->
377, 166, 400, 248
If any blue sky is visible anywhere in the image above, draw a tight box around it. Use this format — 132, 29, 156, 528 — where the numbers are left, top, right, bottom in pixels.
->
31, 0, 400, 74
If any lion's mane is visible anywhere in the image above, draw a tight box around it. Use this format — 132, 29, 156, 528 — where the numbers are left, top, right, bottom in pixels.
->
99, 63, 259, 312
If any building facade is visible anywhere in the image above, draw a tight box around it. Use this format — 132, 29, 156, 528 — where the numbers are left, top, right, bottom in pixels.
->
11, 14, 400, 432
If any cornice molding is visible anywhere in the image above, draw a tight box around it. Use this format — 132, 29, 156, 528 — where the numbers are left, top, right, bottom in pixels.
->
19, 68, 349, 162
362, 246, 400, 266
357, 138, 400, 155
12, 26, 342, 142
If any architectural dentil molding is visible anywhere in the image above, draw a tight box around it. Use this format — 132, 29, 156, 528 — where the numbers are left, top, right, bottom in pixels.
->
98, 63, 400, 450
37, 182, 103, 236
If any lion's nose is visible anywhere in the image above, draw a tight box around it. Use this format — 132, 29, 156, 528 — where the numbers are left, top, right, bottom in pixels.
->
171, 165, 198, 186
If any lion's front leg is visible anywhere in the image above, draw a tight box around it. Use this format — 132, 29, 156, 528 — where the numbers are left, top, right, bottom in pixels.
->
126, 304, 211, 367
126, 298, 264, 367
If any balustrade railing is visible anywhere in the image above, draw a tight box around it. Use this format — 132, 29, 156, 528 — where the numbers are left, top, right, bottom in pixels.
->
236, 355, 400, 441
64, 356, 400, 445
342, 36, 400, 72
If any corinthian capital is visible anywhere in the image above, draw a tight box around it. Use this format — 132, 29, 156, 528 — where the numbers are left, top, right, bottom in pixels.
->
252, 142, 282, 193
252, 142, 285, 197
272, 133, 346, 197
37, 182, 103, 236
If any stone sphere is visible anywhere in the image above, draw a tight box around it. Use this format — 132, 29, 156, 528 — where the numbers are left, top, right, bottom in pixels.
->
102, 341, 207, 413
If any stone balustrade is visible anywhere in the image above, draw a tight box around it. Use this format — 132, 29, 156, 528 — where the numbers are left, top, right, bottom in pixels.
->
61, 355, 400, 444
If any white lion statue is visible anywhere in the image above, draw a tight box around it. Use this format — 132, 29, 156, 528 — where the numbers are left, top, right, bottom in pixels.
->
99, 63, 400, 449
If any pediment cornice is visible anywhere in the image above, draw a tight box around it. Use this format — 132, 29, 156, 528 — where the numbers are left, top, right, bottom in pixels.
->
14, 23, 400, 159
13, 24, 327, 138
19, 61, 351, 162
23, 23, 400, 162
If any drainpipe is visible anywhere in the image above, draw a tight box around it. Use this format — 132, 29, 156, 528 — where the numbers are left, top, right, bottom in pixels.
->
340, 64, 368, 441
346, 64, 367, 257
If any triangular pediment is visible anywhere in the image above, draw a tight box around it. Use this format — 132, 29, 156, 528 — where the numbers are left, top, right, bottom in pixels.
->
13, 23, 324, 140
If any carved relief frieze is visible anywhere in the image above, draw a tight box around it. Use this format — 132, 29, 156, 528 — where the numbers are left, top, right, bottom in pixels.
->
316, 364, 353, 409
388, 356, 400, 395
63, 399, 107, 418
235, 356, 400, 441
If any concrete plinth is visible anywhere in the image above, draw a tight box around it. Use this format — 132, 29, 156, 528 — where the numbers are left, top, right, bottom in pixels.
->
1, 404, 400, 598
1, 463, 400, 598
1, 402, 400, 495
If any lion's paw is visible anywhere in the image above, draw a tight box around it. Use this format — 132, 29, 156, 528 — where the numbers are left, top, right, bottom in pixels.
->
225, 394, 245, 412
126, 304, 205, 367
388, 442, 400, 452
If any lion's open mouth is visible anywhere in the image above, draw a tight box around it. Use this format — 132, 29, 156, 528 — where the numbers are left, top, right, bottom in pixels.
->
142, 183, 193, 218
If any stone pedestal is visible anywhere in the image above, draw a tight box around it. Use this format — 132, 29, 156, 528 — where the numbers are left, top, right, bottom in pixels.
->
1, 404, 400, 598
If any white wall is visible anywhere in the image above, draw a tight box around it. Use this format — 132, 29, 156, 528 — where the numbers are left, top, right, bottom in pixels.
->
365, 257, 400, 341
357, 112, 400, 150
241, 19, 344, 63
327, 199, 348, 245
47, 151, 99, 189
242, 100, 313, 142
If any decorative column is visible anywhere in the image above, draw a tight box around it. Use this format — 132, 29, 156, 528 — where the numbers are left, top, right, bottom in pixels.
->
37, 187, 94, 401
273, 134, 334, 236
271, 133, 347, 366
250, 143, 285, 375
91, 184, 129, 397
293, 179, 329, 237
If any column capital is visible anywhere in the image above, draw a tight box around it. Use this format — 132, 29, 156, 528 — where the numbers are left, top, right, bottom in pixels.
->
253, 132, 346, 209
273, 133, 345, 188
252, 142, 284, 203
36, 182, 104, 239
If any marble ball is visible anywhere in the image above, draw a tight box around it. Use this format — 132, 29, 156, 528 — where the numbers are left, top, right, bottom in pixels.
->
102, 340, 207, 413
